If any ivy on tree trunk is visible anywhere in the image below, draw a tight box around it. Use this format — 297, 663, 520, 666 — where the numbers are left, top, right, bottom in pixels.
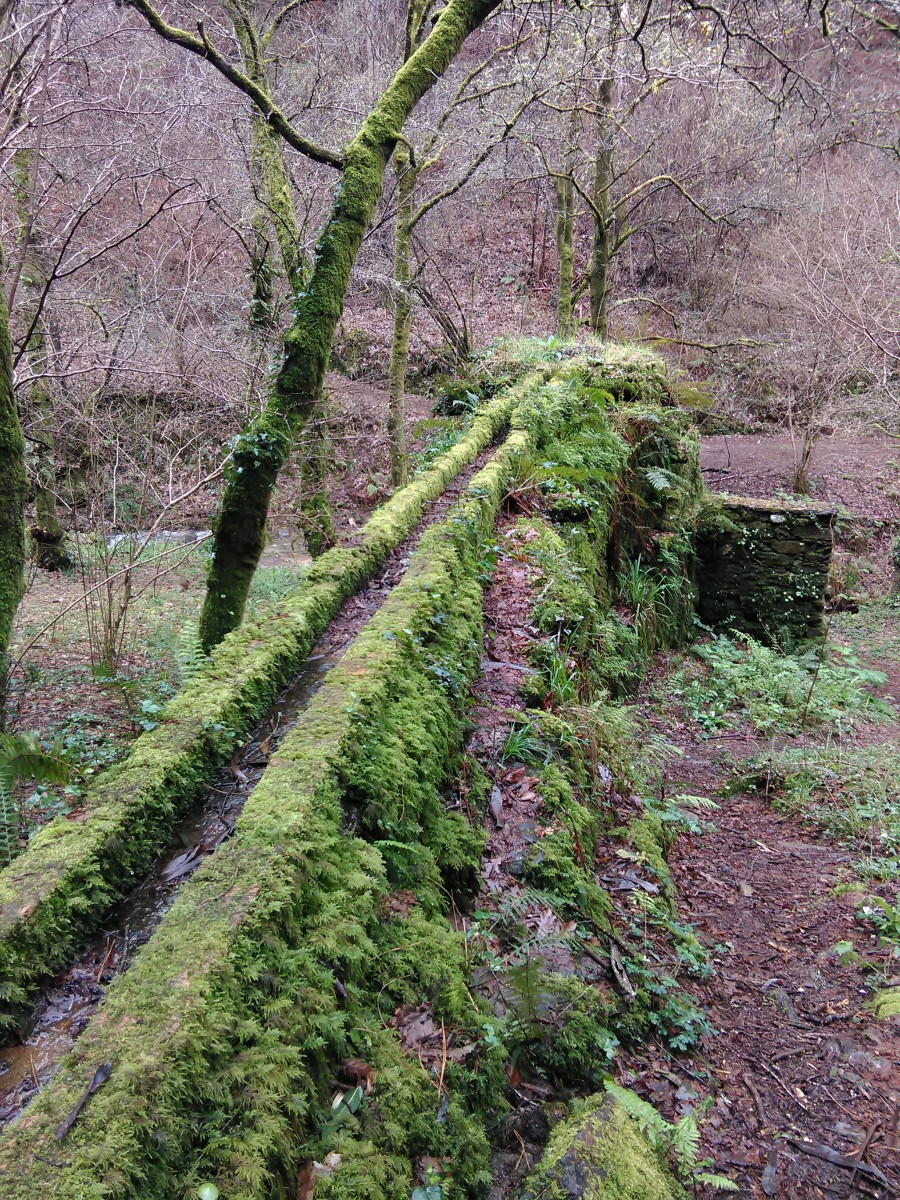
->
12, 146, 68, 570
588, 75, 614, 339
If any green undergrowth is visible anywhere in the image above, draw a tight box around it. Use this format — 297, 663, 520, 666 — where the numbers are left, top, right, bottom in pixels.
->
748, 743, 900, 875
0, 364, 640, 1198
0, 375, 528, 1030
672, 633, 892, 737
465, 433, 713, 1146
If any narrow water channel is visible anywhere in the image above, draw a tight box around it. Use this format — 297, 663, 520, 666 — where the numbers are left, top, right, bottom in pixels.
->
0, 648, 340, 1126
0, 443, 495, 1128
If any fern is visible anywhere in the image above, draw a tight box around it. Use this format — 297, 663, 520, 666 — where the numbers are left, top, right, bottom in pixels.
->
604, 1082, 670, 1147
0, 733, 72, 867
670, 1111, 701, 1173
604, 1082, 738, 1191
695, 1173, 740, 1193
176, 627, 206, 684
643, 466, 673, 493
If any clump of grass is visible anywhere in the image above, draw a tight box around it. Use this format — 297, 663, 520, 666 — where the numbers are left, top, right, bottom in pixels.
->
673, 634, 892, 735
752, 745, 900, 868
499, 719, 549, 765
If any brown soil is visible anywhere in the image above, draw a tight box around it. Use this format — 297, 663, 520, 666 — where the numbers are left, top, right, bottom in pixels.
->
623, 697, 900, 1198
600, 432, 900, 1198
700, 435, 900, 523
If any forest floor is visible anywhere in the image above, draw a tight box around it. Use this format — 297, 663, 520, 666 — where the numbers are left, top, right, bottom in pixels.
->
623, 603, 900, 1198
612, 440, 900, 1197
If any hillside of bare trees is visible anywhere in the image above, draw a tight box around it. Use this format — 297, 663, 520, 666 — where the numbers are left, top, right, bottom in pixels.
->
0, 4, 896, 1196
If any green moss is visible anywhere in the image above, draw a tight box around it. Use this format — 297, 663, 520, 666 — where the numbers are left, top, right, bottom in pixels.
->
869, 988, 900, 1020
507, 973, 619, 1089
622, 814, 675, 907
0, 379, 577, 1197
0, 375, 526, 1029
522, 1093, 685, 1199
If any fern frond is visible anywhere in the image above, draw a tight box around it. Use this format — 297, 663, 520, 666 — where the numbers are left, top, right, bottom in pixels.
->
603, 1082, 671, 1148
672, 1112, 701, 1172
674, 793, 720, 811
694, 1172, 739, 1192
643, 466, 673, 493
177, 627, 206, 684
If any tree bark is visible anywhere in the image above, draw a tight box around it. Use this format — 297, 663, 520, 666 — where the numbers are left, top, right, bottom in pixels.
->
554, 109, 579, 339
387, 152, 415, 489
588, 75, 614, 339
0, 240, 28, 723
197, 0, 501, 651
12, 147, 69, 570
226, 2, 337, 549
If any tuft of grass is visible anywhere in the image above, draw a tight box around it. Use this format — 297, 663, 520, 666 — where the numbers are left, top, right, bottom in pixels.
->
753, 745, 900, 864
499, 720, 550, 765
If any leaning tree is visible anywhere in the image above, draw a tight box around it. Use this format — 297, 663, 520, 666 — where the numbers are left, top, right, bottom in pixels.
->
125, 0, 504, 651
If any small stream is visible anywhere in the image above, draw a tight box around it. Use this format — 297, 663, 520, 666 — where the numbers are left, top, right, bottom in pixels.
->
0, 648, 340, 1126
103, 528, 312, 570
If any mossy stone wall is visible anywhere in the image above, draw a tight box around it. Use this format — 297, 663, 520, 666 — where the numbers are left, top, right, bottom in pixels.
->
0, 378, 526, 1029
696, 496, 834, 646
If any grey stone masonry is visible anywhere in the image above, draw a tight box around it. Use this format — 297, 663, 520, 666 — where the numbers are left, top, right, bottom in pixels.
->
696, 495, 835, 645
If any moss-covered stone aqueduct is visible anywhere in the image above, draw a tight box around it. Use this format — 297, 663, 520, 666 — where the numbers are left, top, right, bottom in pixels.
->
0, 343, 832, 1198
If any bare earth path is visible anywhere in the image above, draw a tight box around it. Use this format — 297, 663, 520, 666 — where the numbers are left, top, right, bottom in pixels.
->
614, 434, 900, 1197
617, 688, 900, 1198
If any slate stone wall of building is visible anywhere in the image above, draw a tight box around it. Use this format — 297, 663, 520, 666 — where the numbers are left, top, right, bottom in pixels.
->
696, 496, 834, 645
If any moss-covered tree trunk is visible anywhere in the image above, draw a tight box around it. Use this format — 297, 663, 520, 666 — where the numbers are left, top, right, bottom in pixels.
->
588, 75, 614, 339
387, 148, 416, 489
0, 242, 27, 724
226, 2, 338, 551
197, 0, 501, 651
386, 0, 429, 490
554, 110, 579, 339
12, 147, 68, 570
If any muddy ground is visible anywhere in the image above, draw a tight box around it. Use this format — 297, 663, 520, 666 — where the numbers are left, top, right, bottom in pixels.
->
613, 437, 900, 1198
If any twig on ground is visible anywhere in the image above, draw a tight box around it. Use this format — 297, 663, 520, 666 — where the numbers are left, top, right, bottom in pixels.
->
758, 1060, 812, 1114
742, 1071, 768, 1126
785, 1136, 895, 1192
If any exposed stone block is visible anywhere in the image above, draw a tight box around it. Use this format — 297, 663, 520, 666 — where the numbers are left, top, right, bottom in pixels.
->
696, 495, 834, 645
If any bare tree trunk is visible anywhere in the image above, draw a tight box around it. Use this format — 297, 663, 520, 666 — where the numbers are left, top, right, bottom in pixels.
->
588, 75, 614, 339
197, 0, 501, 651
12, 150, 68, 569
388, 146, 415, 488
0, 240, 27, 723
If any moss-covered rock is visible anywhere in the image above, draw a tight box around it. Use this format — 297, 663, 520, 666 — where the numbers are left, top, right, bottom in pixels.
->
869, 988, 900, 1020
695, 494, 835, 646
521, 1093, 685, 1199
